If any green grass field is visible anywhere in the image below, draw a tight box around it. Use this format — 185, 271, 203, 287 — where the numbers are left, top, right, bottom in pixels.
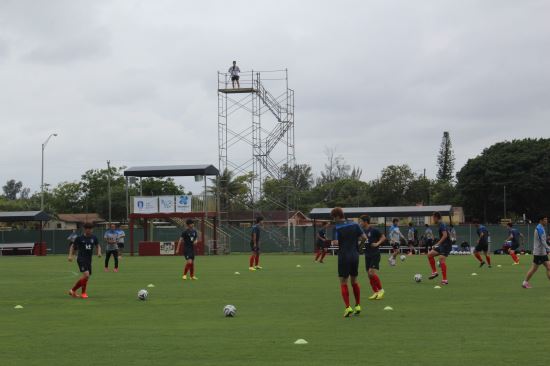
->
1, 253, 549, 366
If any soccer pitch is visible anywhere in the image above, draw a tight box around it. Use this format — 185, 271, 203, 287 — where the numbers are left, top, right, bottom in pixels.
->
1, 254, 548, 366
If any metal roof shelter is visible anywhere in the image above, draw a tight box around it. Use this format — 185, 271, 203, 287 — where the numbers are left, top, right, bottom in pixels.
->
310, 205, 452, 220
124, 165, 219, 177
0, 211, 51, 222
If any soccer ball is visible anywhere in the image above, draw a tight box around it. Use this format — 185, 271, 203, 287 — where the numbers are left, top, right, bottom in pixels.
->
224, 304, 237, 317
414, 274, 422, 283
400, 255, 406, 262
137, 289, 148, 301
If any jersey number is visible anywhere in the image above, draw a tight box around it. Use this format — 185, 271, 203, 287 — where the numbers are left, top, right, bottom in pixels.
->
86, 244, 92, 250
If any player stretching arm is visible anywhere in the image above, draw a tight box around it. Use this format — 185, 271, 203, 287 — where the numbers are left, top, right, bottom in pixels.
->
427, 212, 451, 285
388, 218, 406, 266
314, 222, 330, 263
505, 222, 523, 265
68, 223, 102, 299
360, 215, 386, 300
176, 219, 198, 280
331, 207, 367, 317
473, 220, 492, 268
522, 216, 550, 289
249, 216, 264, 271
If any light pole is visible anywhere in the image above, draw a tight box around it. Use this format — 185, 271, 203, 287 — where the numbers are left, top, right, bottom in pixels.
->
41, 133, 58, 211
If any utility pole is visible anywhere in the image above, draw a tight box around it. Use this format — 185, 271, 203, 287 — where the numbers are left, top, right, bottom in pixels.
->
503, 185, 507, 219
107, 160, 112, 223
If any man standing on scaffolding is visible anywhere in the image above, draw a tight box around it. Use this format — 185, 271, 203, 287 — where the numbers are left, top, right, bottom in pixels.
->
229, 60, 241, 88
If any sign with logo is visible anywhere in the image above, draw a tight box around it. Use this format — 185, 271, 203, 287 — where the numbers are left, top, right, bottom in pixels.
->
133, 197, 158, 214
160, 241, 175, 255
175, 195, 192, 212
159, 196, 175, 213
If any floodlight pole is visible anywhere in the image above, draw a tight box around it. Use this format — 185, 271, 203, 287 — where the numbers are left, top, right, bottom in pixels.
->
41, 133, 58, 211
107, 160, 112, 223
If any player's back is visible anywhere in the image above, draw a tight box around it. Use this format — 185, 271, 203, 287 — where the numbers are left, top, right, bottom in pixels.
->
335, 221, 362, 256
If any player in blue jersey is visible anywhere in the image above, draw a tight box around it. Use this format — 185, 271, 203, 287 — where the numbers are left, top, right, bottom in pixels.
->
68, 223, 102, 299
427, 212, 451, 285
176, 219, 199, 280
314, 221, 330, 263
522, 216, 550, 289
388, 218, 406, 266
360, 215, 386, 300
331, 207, 367, 317
505, 222, 522, 264
249, 216, 264, 271
473, 219, 492, 268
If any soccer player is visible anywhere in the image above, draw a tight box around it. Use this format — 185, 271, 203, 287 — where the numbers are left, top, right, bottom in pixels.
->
449, 224, 457, 247
427, 212, 451, 285
505, 222, 523, 265
388, 218, 406, 266
314, 221, 330, 263
228, 60, 241, 88
68, 222, 101, 299
360, 215, 386, 300
473, 220, 492, 268
249, 216, 264, 271
104, 223, 119, 272
176, 219, 198, 280
407, 222, 418, 255
522, 216, 550, 289
422, 224, 434, 254
115, 224, 126, 258
331, 207, 366, 317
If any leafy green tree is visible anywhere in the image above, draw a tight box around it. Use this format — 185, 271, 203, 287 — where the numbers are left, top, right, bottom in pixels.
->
456, 138, 550, 222
209, 169, 253, 212
369, 165, 416, 206
437, 131, 455, 182
310, 178, 371, 208
2, 179, 24, 200
260, 164, 314, 211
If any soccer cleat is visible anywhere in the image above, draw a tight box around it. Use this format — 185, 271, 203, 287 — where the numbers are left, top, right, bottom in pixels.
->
114, 268, 119, 273
182, 275, 188, 280
441, 280, 449, 285
69, 289, 80, 298
254, 265, 263, 270
522, 281, 531, 289
191, 276, 198, 280
479, 261, 486, 268
368, 293, 378, 300
249, 267, 256, 271
375, 289, 385, 300
344, 306, 354, 318
429, 272, 439, 280
354, 305, 361, 315
81, 293, 89, 299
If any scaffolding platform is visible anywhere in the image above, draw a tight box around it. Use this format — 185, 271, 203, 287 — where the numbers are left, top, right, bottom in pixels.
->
218, 87, 256, 94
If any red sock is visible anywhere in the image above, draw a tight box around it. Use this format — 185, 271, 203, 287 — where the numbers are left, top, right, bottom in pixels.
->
369, 277, 379, 292
474, 252, 483, 263
190, 263, 195, 277
373, 274, 383, 290
254, 254, 260, 266
351, 283, 360, 305
314, 250, 321, 261
81, 277, 88, 294
428, 256, 437, 273
510, 252, 519, 263
440, 262, 447, 281
340, 284, 350, 307
184, 263, 190, 275
72, 278, 83, 292
485, 255, 491, 265
249, 255, 255, 267
320, 251, 327, 262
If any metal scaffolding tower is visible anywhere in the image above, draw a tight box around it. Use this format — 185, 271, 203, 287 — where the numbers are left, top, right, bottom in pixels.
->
217, 69, 295, 213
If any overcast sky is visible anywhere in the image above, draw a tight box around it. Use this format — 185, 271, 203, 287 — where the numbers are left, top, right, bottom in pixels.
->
1, 0, 549, 194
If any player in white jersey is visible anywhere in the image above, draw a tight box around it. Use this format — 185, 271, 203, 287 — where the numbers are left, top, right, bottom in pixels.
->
388, 218, 406, 266
228, 61, 241, 88
522, 216, 550, 289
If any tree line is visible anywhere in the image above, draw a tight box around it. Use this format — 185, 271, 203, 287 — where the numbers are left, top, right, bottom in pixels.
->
2, 135, 549, 223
